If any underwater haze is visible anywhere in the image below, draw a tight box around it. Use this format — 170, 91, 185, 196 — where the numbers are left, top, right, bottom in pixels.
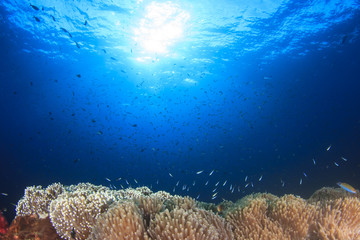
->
1, 0, 360, 221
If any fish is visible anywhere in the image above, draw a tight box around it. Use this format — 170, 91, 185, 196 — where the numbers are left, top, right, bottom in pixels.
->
258, 175, 263, 181
245, 183, 249, 188
334, 161, 339, 167
245, 176, 248, 182
215, 181, 219, 186
134, 179, 138, 184
196, 194, 200, 199
173, 187, 175, 192
209, 170, 214, 176
169, 173, 173, 177
192, 181, 196, 186
303, 172, 307, 177
223, 180, 227, 186
313, 158, 316, 165
33, 16, 40, 22
205, 180, 209, 186
60, 28, 72, 38
125, 180, 129, 185
176, 181, 179, 186
105, 178, 111, 182
75, 41, 80, 49
1, 193, 8, 196
300, 178, 302, 185
196, 170, 204, 174
212, 188, 217, 192
337, 182, 357, 194
212, 192, 218, 197
341, 157, 348, 161
327, 145, 332, 151
30, 4, 40, 11
116, 177, 121, 181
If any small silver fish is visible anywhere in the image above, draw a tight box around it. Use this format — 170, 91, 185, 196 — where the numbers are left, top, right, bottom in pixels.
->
196, 170, 204, 174
215, 181, 219, 186
196, 194, 200, 199
205, 180, 209, 186
245, 183, 249, 188
245, 176, 248, 182
134, 179, 138, 184
176, 181, 180, 186
327, 145, 332, 151
258, 175, 263, 181
223, 180, 227, 186
1, 193, 8, 196
105, 178, 111, 182
334, 161, 339, 167
300, 178, 303, 185
341, 157, 348, 161
209, 170, 215, 176
213, 188, 217, 192
313, 158, 316, 165
169, 173, 173, 177
303, 172, 307, 177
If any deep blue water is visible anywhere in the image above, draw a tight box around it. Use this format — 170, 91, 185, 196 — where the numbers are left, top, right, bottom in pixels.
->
1, 0, 360, 221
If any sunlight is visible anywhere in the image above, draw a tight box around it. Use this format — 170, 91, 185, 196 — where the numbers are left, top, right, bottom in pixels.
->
133, 1, 190, 54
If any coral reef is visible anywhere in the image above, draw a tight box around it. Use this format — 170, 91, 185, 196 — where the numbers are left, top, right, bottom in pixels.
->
2, 182, 360, 240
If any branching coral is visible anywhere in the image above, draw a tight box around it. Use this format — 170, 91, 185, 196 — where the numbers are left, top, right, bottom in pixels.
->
88, 201, 150, 240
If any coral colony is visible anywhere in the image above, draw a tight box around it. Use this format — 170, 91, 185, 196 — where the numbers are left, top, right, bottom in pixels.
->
1, 183, 360, 239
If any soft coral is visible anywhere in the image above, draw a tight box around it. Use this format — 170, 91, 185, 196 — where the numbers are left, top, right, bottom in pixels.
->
0, 211, 9, 235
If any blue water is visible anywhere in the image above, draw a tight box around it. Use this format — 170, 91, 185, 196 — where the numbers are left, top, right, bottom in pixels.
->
1, 0, 360, 221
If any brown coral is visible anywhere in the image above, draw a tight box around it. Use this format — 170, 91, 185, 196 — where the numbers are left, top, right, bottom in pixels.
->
88, 201, 150, 240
